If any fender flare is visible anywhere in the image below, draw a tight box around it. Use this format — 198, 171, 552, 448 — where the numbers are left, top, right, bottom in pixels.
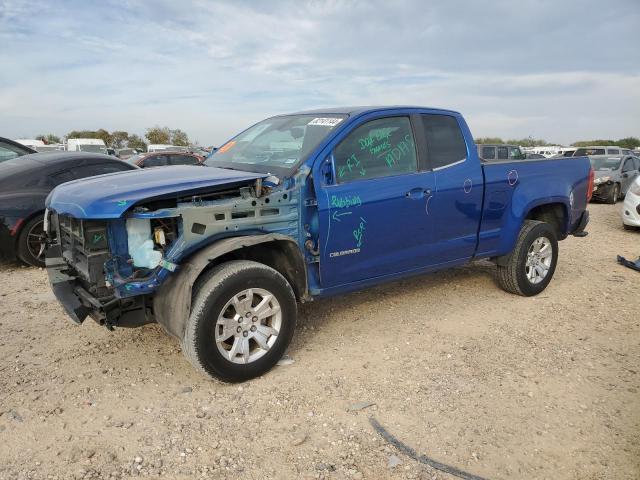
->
153, 234, 304, 339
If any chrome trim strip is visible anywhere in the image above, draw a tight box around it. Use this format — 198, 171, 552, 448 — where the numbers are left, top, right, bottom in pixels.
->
433, 158, 466, 171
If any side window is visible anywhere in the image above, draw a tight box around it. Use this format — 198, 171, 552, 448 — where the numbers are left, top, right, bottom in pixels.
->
634, 158, 640, 170
0, 143, 23, 162
481, 146, 495, 160
420, 114, 467, 169
333, 116, 417, 183
608, 149, 620, 155
622, 159, 633, 172
497, 146, 508, 160
508, 147, 524, 160
143, 155, 166, 167
169, 154, 199, 165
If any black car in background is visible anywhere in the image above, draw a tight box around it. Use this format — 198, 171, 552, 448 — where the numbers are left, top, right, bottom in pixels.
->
0, 137, 37, 162
0, 152, 137, 267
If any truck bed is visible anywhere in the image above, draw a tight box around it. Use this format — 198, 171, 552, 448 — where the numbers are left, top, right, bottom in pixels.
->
476, 156, 592, 258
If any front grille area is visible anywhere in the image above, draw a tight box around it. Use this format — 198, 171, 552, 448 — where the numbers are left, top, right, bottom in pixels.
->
57, 215, 111, 294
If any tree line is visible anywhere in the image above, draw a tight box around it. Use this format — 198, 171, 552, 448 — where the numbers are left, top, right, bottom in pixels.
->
475, 136, 640, 149
34, 127, 192, 151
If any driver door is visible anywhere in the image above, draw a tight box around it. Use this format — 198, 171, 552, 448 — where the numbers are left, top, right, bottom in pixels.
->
314, 115, 436, 287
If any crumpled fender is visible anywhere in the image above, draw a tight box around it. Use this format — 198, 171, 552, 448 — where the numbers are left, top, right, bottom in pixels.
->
153, 233, 302, 339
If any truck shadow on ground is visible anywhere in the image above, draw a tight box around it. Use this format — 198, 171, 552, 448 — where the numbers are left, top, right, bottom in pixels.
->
0, 258, 500, 380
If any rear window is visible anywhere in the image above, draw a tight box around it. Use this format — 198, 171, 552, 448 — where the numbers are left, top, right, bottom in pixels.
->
481, 146, 495, 159
419, 114, 467, 169
575, 148, 605, 156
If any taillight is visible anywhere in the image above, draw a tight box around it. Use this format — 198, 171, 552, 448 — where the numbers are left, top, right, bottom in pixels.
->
586, 167, 594, 201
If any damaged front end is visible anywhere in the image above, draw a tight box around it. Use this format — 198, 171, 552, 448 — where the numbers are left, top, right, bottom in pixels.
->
45, 167, 301, 330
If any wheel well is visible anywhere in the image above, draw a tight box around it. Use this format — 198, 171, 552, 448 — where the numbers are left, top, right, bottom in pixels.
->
14, 210, 45, 243
526, 203, 567, 239
199, 240, 307, 300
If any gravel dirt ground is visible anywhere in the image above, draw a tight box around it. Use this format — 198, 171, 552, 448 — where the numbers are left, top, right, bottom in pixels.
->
0, 203, 639, 480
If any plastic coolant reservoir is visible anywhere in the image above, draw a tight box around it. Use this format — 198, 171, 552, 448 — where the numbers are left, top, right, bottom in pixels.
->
126, 218, 162, 269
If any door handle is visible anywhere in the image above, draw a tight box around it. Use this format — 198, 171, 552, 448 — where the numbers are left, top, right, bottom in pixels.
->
405, 188, 432, 199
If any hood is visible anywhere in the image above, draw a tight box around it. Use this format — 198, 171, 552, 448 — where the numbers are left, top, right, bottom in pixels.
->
46, 166, 267, 219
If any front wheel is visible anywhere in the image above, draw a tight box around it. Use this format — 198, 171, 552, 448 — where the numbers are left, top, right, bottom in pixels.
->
16, 215, 46, 267
182, 260, 297, 382
607, 184, 620, 204
497, 220, 558, 296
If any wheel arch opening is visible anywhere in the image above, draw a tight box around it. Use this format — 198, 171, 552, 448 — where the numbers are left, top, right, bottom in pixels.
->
525, 203, 568, 240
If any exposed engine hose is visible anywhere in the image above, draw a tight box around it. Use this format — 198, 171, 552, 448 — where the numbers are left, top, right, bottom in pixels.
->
369, 417, 489, 480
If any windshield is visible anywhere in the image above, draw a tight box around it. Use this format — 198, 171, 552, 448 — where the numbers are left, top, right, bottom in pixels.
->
590, 157, 621, 171
205, 114, 347, 174
79, 144, 107, 153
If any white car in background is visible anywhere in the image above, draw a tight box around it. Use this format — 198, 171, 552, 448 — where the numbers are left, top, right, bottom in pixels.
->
622, 176, 640, 230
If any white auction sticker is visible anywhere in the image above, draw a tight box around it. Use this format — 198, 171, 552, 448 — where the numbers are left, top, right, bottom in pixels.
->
308, 117, 343, 127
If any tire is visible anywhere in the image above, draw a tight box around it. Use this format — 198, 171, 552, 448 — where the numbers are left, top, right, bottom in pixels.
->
16, 215, 46, 268
607, 184, 620, 204
182, 260, 297, 383
497, 220, 558, 296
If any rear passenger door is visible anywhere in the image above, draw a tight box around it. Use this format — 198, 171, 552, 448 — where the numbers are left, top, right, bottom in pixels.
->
417, 114, 484, 264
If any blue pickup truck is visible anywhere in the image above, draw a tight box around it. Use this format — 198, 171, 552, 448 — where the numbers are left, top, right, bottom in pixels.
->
44, 106, 593, 382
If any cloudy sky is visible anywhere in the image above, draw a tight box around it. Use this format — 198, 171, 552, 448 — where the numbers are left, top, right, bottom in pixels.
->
1, 0, 638, 146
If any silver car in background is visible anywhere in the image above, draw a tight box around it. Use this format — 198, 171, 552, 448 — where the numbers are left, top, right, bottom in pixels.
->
590, 155, 640, 203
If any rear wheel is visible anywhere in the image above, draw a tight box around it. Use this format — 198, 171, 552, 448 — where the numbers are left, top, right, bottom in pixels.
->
182, 260, 297, 382
16, 215, 46, 267
497, 220, 558, 296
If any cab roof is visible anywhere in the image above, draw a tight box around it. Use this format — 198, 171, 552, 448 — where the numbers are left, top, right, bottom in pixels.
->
286, 105, 461, 117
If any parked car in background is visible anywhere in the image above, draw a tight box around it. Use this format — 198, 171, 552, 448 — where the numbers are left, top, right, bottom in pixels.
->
44, 106, 591, 382
525, 153, 546, 159
477, 144, 526, 161
573, 146, 623, 157
106, 148, 117, 156
147, 144, 189, 153
116, 148, 138, 160
0, 152, 137, 267
557, 147, 576, 157
34, 143, 66, 152
590, 155, 640, 203
67, 138, 108, 154
622, 176, 640, 230
0, 137, 36, 162
126, 151, 204, 168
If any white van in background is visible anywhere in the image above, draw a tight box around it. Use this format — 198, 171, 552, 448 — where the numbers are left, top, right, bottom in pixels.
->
66, 138, 107, 154
147, 144, 188, 153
